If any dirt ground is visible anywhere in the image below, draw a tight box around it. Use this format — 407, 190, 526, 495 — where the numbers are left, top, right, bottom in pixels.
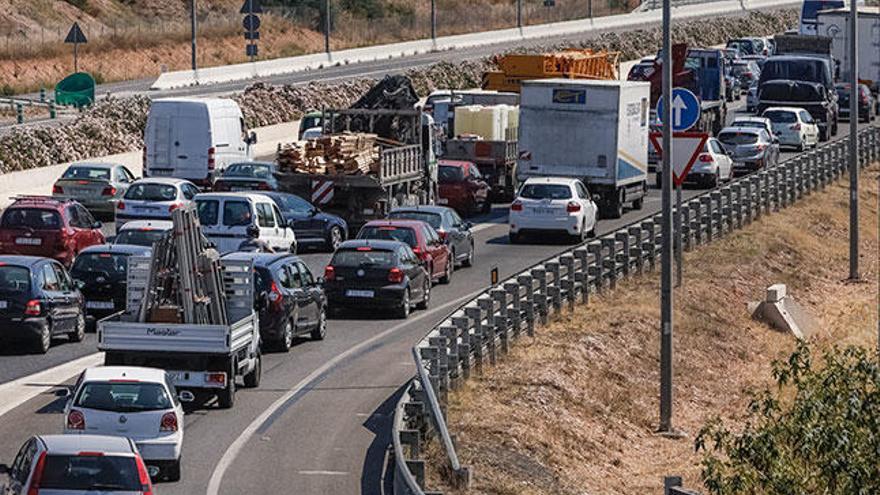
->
428, 166, 880, 494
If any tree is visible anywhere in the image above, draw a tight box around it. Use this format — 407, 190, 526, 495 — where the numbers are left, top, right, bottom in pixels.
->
696, 343, 880, 494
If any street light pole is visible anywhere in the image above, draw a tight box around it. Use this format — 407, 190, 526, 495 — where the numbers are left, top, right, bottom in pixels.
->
431, 0, 436, 43
190, 0, 197, 71
517, 0, 523, 29
325, 0, 331, 56
659, 0, 675, 434
848, 0, 859, 281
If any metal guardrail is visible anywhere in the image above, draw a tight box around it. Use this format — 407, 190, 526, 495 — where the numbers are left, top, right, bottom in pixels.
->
391, 126, 880, 495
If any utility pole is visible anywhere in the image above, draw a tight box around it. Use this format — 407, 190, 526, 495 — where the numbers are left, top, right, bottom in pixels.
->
190, 0, 197, 71
588, 0, 593, 19
517, 0, 523, 29
658, 0, 675, 435
431, 0, 436, 43
848, 0, 859, 281
324, 0, 331, 55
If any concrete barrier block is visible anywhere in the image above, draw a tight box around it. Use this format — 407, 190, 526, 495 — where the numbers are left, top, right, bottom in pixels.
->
765, 283, 786, 303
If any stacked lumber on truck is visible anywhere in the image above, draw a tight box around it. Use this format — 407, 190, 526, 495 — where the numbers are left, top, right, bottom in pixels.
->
276, 132, 380, 175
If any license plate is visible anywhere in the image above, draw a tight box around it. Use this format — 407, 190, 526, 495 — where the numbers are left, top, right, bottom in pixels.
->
533, 208, 555, 215
135, 206, 158, 212
151, 170, 172, 176
437, 198, 449, 205
15, 237, 41, 245
0, 301, 6, 309
86, 301, 115, 310
346, 290, 374, 298
166, 371, 186, 383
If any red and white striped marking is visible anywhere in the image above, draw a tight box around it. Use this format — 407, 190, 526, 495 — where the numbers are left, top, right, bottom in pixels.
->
311, 179, 334, 205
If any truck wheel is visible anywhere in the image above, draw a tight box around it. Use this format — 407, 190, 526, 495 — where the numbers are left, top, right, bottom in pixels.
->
632, 196, 644, 210
603, 190, 624, 219
217, 361, 236, 409
165, 458, 181, 482
243, 354, 261, 388
508, 232, 521, 244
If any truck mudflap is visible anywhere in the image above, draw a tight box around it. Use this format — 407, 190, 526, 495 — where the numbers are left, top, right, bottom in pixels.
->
166, 370, 228, 390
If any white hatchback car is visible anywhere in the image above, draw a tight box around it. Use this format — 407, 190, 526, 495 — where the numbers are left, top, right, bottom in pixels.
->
683, 137, 733, 188
115, 178, 200, 227
112, 220, 173, 248
63, 367, 185, 482
509, 177, 598, 244
761, 107, 820, 151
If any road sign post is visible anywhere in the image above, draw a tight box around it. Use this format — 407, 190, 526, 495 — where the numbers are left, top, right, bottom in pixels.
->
659, 0, 674, 436
848, 1, 859, 281
191, 0, 197, 71
241, 0, 262, 63
64, 22, 87, 73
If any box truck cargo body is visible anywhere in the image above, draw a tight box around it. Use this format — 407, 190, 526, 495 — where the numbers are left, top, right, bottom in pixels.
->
517, 79, 650, 218
816, 7, 880, 93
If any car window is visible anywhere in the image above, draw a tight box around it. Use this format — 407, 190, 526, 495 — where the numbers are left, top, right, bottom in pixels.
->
331, 248, 396, 267
223, 201, 253, 227
72, 253, 129, 282
799, 111, 812, 123
66, 206, 82, 228
711, 140, 724, 154
277, 266, 292, 289
225, 163, 273, 179
164, 375, 180, 407
256, 203, 275, 228
1, 208, 61, 230
10, 438, 35, 484
196, 200, 219, 226
76, 205, 95, 227
272, 194, 313, 215
53, 264, 72, 291
575, 182, 589, 199
358, 226, 418, 248
42, 264, 60, 291
424, 225, 440, 245
287, 264, 303, 288
449, 210, 464, 228
180, 184, 194, 200
115, 167, 131, 183
519, 184, 572, 200
0, 265, 30, 293
438, 165, 465, 183
388, 211, 442, 229
296, 262, 315, 286
75, 381, 173, 412
62, 166, 111, 181
125, 183, 178, 201
40, 455, 141, 491
272, 205, 286, 228
397, 246, 411, 264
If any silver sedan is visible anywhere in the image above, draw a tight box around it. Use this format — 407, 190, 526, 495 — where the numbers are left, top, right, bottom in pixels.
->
52, 163, 136, 219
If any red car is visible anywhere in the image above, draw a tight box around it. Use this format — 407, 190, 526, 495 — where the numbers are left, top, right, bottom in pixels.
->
437, 160, 490, 216
356, 219, 452, 284
0, 196, 105, 266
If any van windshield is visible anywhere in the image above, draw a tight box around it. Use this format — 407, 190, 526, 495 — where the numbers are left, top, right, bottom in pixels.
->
196, 200, 219, 226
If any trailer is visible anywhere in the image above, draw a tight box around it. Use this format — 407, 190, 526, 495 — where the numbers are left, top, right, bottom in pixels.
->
98, 257, 261, 409
817, 7, 880, 96
443, 136, 518, 200
517, 79, 650, 219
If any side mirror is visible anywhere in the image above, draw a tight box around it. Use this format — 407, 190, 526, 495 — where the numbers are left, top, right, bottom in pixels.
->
248, 132, 258, 145
316, 277, 324, 285
93, 221, 102, 229
55, 388, 71, 398
178, 390, 195, 403
463, 222, 473, 230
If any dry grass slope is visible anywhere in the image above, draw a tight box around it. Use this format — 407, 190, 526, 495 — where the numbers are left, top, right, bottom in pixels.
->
432, 167, 880, 494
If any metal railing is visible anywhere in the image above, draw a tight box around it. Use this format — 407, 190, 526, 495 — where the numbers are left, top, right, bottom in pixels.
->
391, 126, 880, 495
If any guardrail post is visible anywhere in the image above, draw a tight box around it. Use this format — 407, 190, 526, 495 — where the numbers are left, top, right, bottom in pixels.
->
439, 326, 459, 389
517, 274, 536, 336
639, 222, 656, 271
419, 346, 440, 397
545, 261, 562, 313
572, 249, 590, 303
699, 196, 712, 241
600, 239, 617, 290
48, 101, 56, 119
491, 289, 509, 355
452, 316, 471, 381
39, 88, 46, 102
762, 171, 771, 215
504, 282, 522, 337
559, 255, 576, 312
586, 240, 603, 292
531, 267, 549, 325
427, 335, 449, 405
15, 103, 22, 124
615, 232, 631, 278
717, 189, 730, 234
627, 226, 644, 275
477, 298, 497, 365
464, 306, 484, 375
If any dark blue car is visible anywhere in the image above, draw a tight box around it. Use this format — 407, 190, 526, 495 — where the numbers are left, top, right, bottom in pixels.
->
262, 192, 348, 252
212, 162, 279, 192
70, 244, 152, 329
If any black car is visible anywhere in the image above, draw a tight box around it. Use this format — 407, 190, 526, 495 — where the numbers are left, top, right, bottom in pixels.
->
70, 244, 151, 329
262, 192, 348, 251
388, 205, 475, 268
323, 240, 430, 319
222, 251, 326, 352
836, 83, 877, 123
212, 162, 279, 192
0, 256, 85, 353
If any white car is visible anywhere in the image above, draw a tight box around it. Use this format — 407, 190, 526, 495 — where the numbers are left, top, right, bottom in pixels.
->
116, 177, 200, 227
762, 106, 820, 151
63, 367, 185, 481
683, 137, 733, 188
730, 116, 775, 139
746, 84, 759, 112
113, 220, 173, 247
195, 192, 297, 254
508, 177, 598, 244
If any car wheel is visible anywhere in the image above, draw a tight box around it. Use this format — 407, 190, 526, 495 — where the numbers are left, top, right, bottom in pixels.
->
35, 323, 51, 354
462, 242, 474, 268
69, 313, 85, 343
310, 308, 327, 340
576, 220, 588, 243
289, 242, 297, 254
481, 198, 492, 214
439, 258, 452, 285
395, 289, 411, 319
508, 232, 521, 244
243, 353, 261, 388
165, 458, 181, 482
797, 141, 805, 152
417, 279, 430, 310
326, 226, 343, 252
277, 319, 293, 352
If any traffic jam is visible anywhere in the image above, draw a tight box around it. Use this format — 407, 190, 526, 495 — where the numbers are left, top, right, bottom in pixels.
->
1, 11, 878, 491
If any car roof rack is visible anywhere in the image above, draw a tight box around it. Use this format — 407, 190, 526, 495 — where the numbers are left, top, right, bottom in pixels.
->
9, 195, 68, 203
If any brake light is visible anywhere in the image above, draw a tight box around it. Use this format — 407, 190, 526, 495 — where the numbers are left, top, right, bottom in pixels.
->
208, 147, 216, 171
67, 409, 85, 430
388, 267, 404, 283
257, 182, 272, 191
743, 71, 753, 78
135, 454, 154, 495
168, 203, 183, 213
324, 265, 335, 281
206, 373, 226, 385
437, 230, 448, 242
699, 154, 714, 163
52, 184, 63, 194
510, 201, 523, 212
26, 451, 47, 495
566, 201, 581, 213
77, 180, 89, 185
116, 201, 125, 210
268, 281, 283, 308
24, 299, 41, 316
160, 412, 178, 432
411, 247, 421, 255
790, 123, 801, 131
101, 186, 117, 196
755, 144, 766, 151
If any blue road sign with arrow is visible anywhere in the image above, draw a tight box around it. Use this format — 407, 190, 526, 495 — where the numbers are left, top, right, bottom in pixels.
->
656, 88, 700, 132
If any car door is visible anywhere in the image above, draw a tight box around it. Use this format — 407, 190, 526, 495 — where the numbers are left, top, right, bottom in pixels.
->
255, 202, 280, 250
294, 262, 321, 328
467, 165, 490, 207
710, 140, 732, 180
53, 262, 81, 330
282, 263, 313, 331
446, 210, 468, 262
800, 110, 818, 143
575, 181, 597, 230
399, 245, 426, 299
423, 226, 447, 278
272, 203, 296, 251
75, 204, 102, 248
40, 262, 70, 333
6, 438, 37, 494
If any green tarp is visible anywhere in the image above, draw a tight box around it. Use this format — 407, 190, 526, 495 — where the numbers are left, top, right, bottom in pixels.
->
55, 72, 95, 108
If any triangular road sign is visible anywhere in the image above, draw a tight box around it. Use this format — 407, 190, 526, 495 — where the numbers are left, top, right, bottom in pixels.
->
65, 22, 87, 44
649, 131, 709, 187
240, 0, 263, 13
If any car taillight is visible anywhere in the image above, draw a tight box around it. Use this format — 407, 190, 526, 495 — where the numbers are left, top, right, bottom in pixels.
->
743, 71, 753, 78
206, 373, 226, 385
26, 451, 47, 495
324, 265, 335, 281
437, 230, 448, 242
268, 281, 283, 307
24, 299, 41, 316
412, 247, 421, 255
566, 201, 581, 213
116, 201, 125, 210
160, 412, 178, 432
510, 201, 523, 212
135, 454, 154, 495
257, 183, 272, 190
790, 123, 801, 131
52, 184, 63, 194
388, 267, 404, 283
101, 186, 117, 196
208, 147, 216, 171
67, 409, 85, 430
699, 154, 714, 163
168, 203, 183, 212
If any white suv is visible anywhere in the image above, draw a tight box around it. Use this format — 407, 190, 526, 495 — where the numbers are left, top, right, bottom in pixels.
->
509, 177, 598, 244
64, 367, 185, 482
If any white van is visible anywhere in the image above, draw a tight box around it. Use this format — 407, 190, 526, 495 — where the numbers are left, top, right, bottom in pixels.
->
144, 98, 256, 187
194, 192, 296, 254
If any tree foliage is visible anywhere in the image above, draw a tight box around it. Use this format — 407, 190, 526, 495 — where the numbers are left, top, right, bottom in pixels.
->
696, 343, 880, 495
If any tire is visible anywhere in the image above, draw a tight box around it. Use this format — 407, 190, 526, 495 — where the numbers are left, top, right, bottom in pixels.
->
462, 243, 475, 268
416, 279, 430, 310
309, 307, 327, 340
395, 289, 411, 319
439, 258, 452, 285
325, 226, 343, 252
165, 459, 181, 482
819, 127, 828, 142
289, 242, 298, 255
243, 354, 261, 388
35, 323, 51, 354
217, 362, 236, 409
276, 319, 293, 352
69, 313, 85, 343
480, 198, 491, 214
632, 196, 644, 210
796, 141, 805, 152
508, 232, 521, 244
603, 189, 623, 219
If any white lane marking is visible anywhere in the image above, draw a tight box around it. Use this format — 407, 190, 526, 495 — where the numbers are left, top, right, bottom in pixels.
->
0, 352, 103, 418
206, 287, 485, 495
298, 470, 350, 476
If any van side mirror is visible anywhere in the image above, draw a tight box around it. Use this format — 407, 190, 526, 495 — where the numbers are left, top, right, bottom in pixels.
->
248, 132, 258, 145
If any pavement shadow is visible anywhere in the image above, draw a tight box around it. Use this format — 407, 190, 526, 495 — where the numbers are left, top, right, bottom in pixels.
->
360, 383, 407, 495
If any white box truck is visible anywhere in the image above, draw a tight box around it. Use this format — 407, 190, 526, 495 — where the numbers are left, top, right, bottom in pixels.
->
144, 98, 257, 187
816, 7, 880, 95
517, 79, 650, 219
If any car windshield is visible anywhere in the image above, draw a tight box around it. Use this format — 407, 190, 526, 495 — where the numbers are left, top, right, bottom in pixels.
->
388, 211, 442, 229
332, 249, 395, 267
224, 163, 273, 179
719, 132, 759, 145
75, 381, 172, 412
71, 253, 128, 282
301, 115, 322, 132
763, 110, 797, 123
61, 166, 110, 181
628, 63, 655, 80
223, 201, 252, 227
124, 183, 177, 201
727, 40, 755, 55
358, 226, 417, 248
270, 194, 313, 215
115, 229, 166, 247
196, 200, 219, 226
1, 208, 61, 230
0, 266, 30, 293
438, 165, 465, 184
40, 455, 141, 491
519, 184, 572, 200
731, 65, 754, 76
